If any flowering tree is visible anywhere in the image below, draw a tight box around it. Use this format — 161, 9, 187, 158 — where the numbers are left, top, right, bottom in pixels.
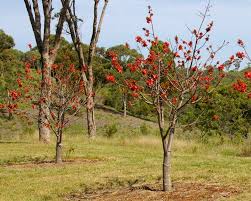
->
106, 44, 141, 117
106, 4, 242, 191
2, 61, 85, 163
23, 0, 71, 143
232, 39, 251, 98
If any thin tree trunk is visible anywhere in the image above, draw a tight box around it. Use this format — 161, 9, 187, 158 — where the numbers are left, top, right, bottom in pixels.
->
157, 103, 176, 192
86, 94, 96, 138
56, 139, 63, 163
55, 129, 63, 163
162, 127, 175, 192
123, 93, 127, 117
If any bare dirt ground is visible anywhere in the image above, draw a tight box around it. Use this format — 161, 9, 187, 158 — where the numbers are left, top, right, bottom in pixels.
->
3, 157, 104, 169
66, 182, 240, 201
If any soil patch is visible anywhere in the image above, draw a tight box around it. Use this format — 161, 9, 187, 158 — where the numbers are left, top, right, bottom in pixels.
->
66, 182, 240, 201
2, 157, 104, 169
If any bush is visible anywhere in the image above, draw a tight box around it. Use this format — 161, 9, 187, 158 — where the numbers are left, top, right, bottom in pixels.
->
104, 124, 118, 138
139, 123, 150, 135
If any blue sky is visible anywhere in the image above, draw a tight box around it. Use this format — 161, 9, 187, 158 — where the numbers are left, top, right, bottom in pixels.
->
1, 0, 251, 62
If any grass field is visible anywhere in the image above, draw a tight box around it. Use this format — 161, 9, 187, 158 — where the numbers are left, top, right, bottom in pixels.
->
0, 109, 250, 201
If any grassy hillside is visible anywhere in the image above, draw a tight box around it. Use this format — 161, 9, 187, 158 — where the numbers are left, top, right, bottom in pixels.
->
0, 108, 250, 201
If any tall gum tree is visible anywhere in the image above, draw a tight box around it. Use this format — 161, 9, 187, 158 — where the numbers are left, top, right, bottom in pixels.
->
23, 0, 71, 143
64, 0, 109, 138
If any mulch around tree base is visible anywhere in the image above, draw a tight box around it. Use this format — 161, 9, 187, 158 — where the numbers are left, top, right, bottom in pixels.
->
66, 182, 240, 201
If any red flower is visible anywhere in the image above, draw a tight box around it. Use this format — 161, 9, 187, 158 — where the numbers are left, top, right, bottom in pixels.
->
106, 74, 115, 83
163, 42, 170, 53
237, 39, 244, 46
188, 41, 193, 48
131, 92, 139, 98
141, 40, 148, 47
218, 64, 224, 71
16, 78, 22, 87
171, 97, 177, 105
136, 36, 142, 43
9, 90, 21, 101
178, 45, 183, 51
152, 74, 158, 80
232, 80, 247, 93
174, 52, 180, 58
52, 64, 58, 69
236, 51, 245, 59
116, 65, 123, 73
229, 55, 235, 61
248, 93, 251, 99
212, 114, 220, 121
69, 64, 75, 72
191, 95, 197, 103
244, 71, 251, 79
191, 66, 197, 72
130, 85, 139, 91
7, 104, 18, 113
28, 43, 32, 49
146, 79, 154, 87
146, 16, 152, 24
141, 69, 147, 75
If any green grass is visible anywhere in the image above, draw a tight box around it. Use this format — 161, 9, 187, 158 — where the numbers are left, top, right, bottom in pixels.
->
0, 109, 250, 201
0, 135, 250, 201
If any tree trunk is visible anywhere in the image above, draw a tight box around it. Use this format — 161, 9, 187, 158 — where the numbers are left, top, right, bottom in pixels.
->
162, 127, 175, 192
38, 55, 52, 143
86, 94, 96, 138
123, 93, 127, 117
55, 130, 63, 164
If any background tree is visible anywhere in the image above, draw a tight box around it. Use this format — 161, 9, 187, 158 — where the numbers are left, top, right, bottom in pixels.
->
181, 83, 251, 141
65, 0, 109, 138
0, 29, 15, 51
23, 0, 71, 143
0, 31, 24, 119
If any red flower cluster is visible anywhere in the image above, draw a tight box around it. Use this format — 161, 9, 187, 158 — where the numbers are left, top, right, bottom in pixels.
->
106, 74, 115, 83
232, 80, 247, 93
69, 64, 76, 73
16, 78, 23, 87
217, 64, 224, 71
236, 51, 245, 59
108, 51, 123, 73
146, 5, 153, 24
191, 66, 197, 72
125, 80, 140, 93
9, 90, 21, 101
135, 36, 148, 47
146, 78, 154, 87
146, 16, 152, 24
244, 71, 251, 79
7, 104, 18, 112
